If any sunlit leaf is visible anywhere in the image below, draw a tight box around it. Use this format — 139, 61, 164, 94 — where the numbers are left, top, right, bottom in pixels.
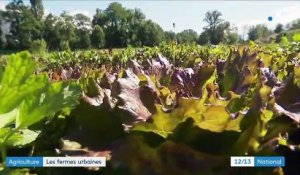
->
16, 81, 81, 128
0, 128, 39, 148
0, 51, 48, 114
0, 108, 18, 128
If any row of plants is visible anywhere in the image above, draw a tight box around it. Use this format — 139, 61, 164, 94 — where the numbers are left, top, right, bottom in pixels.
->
0, 41, 299, 175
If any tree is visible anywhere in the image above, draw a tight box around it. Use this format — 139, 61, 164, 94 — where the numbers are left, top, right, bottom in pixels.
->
225, 32, 239, 44
76, 30, 91, 49
44, 12, 77, 50
0, 26, 3, 49
248, 24, 272, 41
101, 2, 129, 47
105, 2, 127, 28
30, 0, 44, 20
44, 12, 91, 50
43, 13, 60, 50
224, 24, 239, 44
140, 20, 164, 46
203, 10, 223, 30
30, 38, 47, 55
0, 11, 4, 48
92, 2, 155, 48
197, 31, 209, 45
92, 9, 107, 27
125, 8, 146, 46
176, 29, 198, 44
289, 19, 300, 30
248, 26, 259, 41
58, 11, 77, 49
210, 22, 229, 44
163, 31, 176, 43
132, 8, 145, 23
74, 13, 91, 49
275, 33, 286, 43
91, 25, 105, 48
74, 13, 91, 29
202, 10, 229, 45
274, 24, 283, 33
3, 0, 43, 49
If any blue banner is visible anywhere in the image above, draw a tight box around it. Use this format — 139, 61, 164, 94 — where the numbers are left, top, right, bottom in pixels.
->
254, 156, 285, 167
5, 156, 106, 167
6, 157, 43, 167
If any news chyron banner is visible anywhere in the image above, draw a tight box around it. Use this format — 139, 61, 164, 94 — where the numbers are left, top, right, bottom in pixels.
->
6, 157, 106, 167
231, 156, 285, 167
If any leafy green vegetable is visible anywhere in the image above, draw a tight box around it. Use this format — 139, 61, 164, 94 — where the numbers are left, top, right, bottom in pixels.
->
0, 51, 81, 169
16, 81, 81, 128
0, 128, 39, 148
0, 109, 18, 128
1, 41, 300, 175
0, 52, 48, 114
294, 65, 300, 87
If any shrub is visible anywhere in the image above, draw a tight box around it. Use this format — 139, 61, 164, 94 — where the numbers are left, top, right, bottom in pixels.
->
30, 39, 47, 56
292, 33, 300, 42
59, 40, 71, 51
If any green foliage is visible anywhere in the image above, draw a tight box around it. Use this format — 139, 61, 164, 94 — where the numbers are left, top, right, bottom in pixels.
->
30, 39, 47, 55
288, 19, 300, 30
1, 3, 300, 174
1, 0, 298, 51
248, 26, 259, 41
30, 0, 44, 20
59, 40, 70, 51
294, 66, 300, 87
74, 13, 91, 49
225, 32, 239, 44
76, 30, 91, 49
0, 23, 3, 49
3, 0, 43, 49
16, 81, 81, 128
25, 42, 298, 175
163, 31, 176, 43
292, 33, 300, 42
140, 20, 164, 46
91, 25, 105, 48
274, 23, 283, 33
248, 24, 272, 41
281, 36, 289, 46
197, 31, 210, 45
43, 12, 77, 50
0, 128, 39, 148
0, 51, 81, 169
201, 10, 230, 45
176, 29, 198, 44
92, 2, 164, 48
2, 1, 264, 51
0, 51, 47, 114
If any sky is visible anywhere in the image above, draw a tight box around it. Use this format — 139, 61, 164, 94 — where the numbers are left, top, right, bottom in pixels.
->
1, 0, 300, 34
